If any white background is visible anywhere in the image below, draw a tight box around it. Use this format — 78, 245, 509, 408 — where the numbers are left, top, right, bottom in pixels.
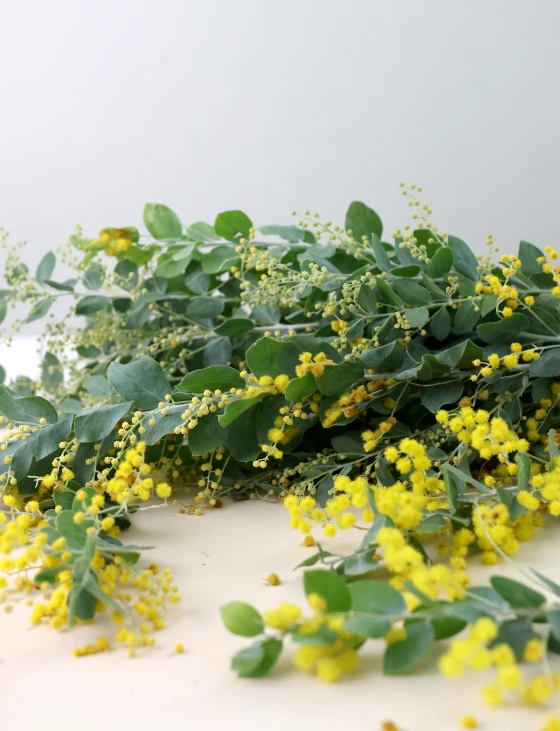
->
1, 0, 559, 329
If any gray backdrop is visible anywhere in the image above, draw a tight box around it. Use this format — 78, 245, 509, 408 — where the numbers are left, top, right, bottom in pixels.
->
1, 0, 559, 330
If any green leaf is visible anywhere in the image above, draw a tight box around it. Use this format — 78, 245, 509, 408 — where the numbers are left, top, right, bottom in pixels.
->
56, 510, 88, 547
202, 337, 231, 367
316, 361, 364, 396
41, 352, 63, 390
437, 340, 482, 369
188, 412, 230, 456
184, 261, 210, 294
427, 247, 453, 278
496, 487, 527, 521
156, 245, 194, 278
518, 240, 545, 275
287, 335, 342, 363
82, 263, 104, 290
200, 245, 240, 274
357, 284, 377, 314
371, 234, 391, 272
26, 416, 73, 460
0, 386, 58, 424
285, 371, 317, 401
68, 582, 97, 623
345, 201, 383, 239
383, 621, 435, 674
144, 203, 182, 240
431, 615, 467, 640
330, 433, 365, 456
454, 300, 480, 334
291, 626, 338, 645
220, 601, 264, 636
442, 463, 491, 494
420, 381, 464, 413
34, 566, 66, 584
481, 294, 498, 318
414, 514, 448, 533
107, 356, 170, 409
391, 280, 432, 307
140, 404, 185, 446
218, 392, 269, 427
342, 550, 379, 576
231, 638, 283, 678
344, 616, 390, 638
227, 406, 261, 461
84, 375, 112, 396
478, 313, 529, 344
121, 245, 159, 266
490, 576, 545, 608
214, 210, 252, 241
186, 296, 225, 320
430, 307, 451, 341
259, 224, 310, 242
27, 298, 52, 322
54, 489, 77, 511
548, 610, 560, 641
421, 272, 448, 299
530, 348, 560, 377
303, 569, 351, 613
358, 341, 404, 372
114, 260, 139, 291
186, 221, 217, 242
375, 277, 404, 307
349, 579, 406, 615
176, 366, 245, 394
246, 337, 300, 379
490, 619, 536, 661
405, 307, 429, 328
391, 265, 421, 277
443, 470, 460, 512
448, 235, 479, 280
214, 318, 254, 337
75, 295, 111, 316
36, 252, 56, 281
74, 401, 132, 442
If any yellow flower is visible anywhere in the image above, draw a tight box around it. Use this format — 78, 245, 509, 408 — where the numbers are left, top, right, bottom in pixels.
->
460, 716, 478, 729
497, 664, 522, 690
524, 638, 543, 662
156, 482, 172, 499
264, 602, 301, 629
316, 657, 342, 683
481, 682, 503, 707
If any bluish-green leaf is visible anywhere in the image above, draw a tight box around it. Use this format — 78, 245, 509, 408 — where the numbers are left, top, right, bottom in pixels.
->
74, 401, 132, 442
246, 337, 300, 379
427, 246, 453, 278
0, 386, 57, 424
176, 366, 245, 394
303, 569, 351, 613
214, 210, 252, 241
144, 203, 182, 240
384, 621, 434, 674
36, 252, 56, 282
478, 313, 529, 344
345, 201, 383, 239
448, 235, 479, 280
221, 602, 264, 636
107, 357, 170, 409
349, 579, 406, 614
218, 392, 269, 427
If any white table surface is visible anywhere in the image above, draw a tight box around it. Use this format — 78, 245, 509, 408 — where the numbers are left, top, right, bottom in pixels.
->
1, 338, 560, 730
